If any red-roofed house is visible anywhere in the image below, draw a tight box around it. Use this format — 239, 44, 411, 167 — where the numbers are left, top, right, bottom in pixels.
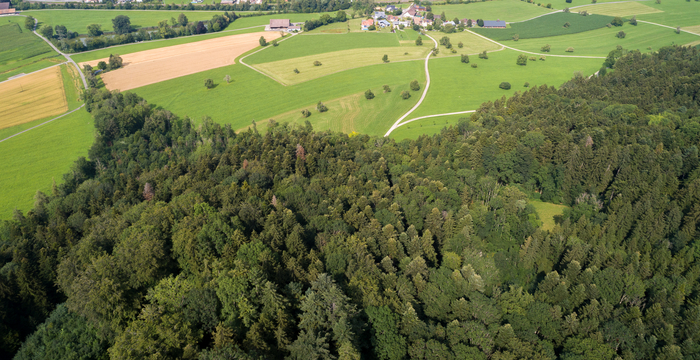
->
0, 2, 16, 15
361, 18, 374, 30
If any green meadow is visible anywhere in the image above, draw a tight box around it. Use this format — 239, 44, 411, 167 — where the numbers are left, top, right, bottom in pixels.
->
432, 31, 502, 57
0, 16, 61, 81
0, 107, 93, 219
410, 49, 602, 118
389, 114, 464, 140
131, 59, 425, 134
504, 22, 699, 56
472, 12, 614, 40
636, 0, 700, 27
430, 0, 553, 22
529, 199, 568, 231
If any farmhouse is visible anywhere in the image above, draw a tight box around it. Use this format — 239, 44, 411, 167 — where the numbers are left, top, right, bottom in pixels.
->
483, 20, 506, 28
266, 19, 300, 32
361, 19, 374, 30
0, 2, 16, 14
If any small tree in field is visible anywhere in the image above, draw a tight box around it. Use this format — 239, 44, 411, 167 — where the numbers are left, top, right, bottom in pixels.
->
410, 80, 420, 91
365, 89, 375, 99
97, 61, 108, 71
499, 82, 511, 90
224, 75, 231, 83
415, 36, 423, 46
259, 36, 267, 46
512, 34, 519, 41
316, 101, 328, 112
479, 50, 488, 59
301, 109, 311, 118
40, 25, 53, 39
25, 16, 35, 31
471, 63, 478, 68
676, 26, 681, 34
541, 44, 551, 52
382, 54, 389, 63
630, 16, 637, 25
401, 91, 411, 99
517, 54, 528, 65
566, 47, 574, 52
293, 68, 300, 74
461, 54, 469, 63
524, 82, 530, 87
108, 54, 123, 70
616, 30, 626, 38
540, 55, 546, 61
205, 78, 214, 89
458, 41, 463, 48
313, 61, 322, 66
272, 40, 279, 47
563, 22, 571, 28
383, 85, 391, 93
611, 17, 623, 26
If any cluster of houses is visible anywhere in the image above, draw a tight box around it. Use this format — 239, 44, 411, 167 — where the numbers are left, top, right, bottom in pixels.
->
361, 3, 506, 31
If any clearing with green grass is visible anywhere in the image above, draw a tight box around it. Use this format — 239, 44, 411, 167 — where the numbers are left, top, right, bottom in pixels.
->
431, 1, 553, 23
472, 12, 614, 41
529, 199, 569, 231
0, 17, 61, 81
575, 1, 662, 17
504, 22, 699, 56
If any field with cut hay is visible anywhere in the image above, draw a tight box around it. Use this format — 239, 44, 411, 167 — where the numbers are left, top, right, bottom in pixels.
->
0, 66, 67, 130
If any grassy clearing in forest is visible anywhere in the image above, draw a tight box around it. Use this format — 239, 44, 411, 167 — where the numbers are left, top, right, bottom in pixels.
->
410, 49, 602, 119
430, 1, 553, 23
389, 115, 464, 140
574, 2, 662, 17
504, 22, 699, 56
0, 107, 93, 219
472, 12, 614, 41
529, 199, 569, 231
0, 17, 61, 81
132, 60, 425, 135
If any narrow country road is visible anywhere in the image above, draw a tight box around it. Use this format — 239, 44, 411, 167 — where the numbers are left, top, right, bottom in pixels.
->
28, 16, 88, 89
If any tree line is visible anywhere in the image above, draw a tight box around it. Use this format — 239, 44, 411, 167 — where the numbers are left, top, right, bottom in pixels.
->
2, 45, 700, 359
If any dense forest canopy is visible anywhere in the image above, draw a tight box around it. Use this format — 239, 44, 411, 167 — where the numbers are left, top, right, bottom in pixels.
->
1, 45, 700, 359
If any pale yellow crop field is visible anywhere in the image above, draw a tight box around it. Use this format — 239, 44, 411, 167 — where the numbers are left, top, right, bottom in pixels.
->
0, 66, 67, 129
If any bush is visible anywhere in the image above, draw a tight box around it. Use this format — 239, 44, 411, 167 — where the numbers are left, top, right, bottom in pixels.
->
539, 55, 546, 61
97, 61, 107, 71
630, 16, 637, 25
676, 26, 681, 34
439, 36, 452, 48
563, 22, 570, 28
611, 17, 623, 26
566, 47, 574, 52
382, 54, 389, 63
313, 61, 322, 66
529, 56, 536, 61
513, 34, 519, 41
383, 85, 391, 93
415, 36, 423, 46
616, 30, 626, 38
479, 50, 488, 59
205, 78, 214, 89
451, 48, 457, 54
546, 3, 552, 7
316, 101, 328, 112
458, 41, 463, 48
517, 54, 528, 65
471, 63, 478, 68
499, 82, 511, 90
368, 24, 376, 31
565, 0, 571, 3
301, 109, 311, 117
272, 40, 279, 47
364, 89, 374, 100
259, 36, 267, 46
410, 80, 420, 91
293, 68, 300, 74
461, 54, 470, 63
541, 44, 551, 52
524, 82, 530, 87
401, 91, 411, 99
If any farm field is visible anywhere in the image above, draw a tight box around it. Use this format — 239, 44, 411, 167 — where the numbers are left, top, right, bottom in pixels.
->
131, 60, 425, 134
253, 46, 430, 85
0, 66, 68, 130
409, 49, 602, 119
683, 25, 700, 36
0, 107, 93, 219
305, 20, 349, 34
635, 0, 700, 27
472, 12, 614, 41
267, 83, 422, 136
389, 115, 463, 140
574, 1, 662, 17
504, 22, 699, 56
430, 1, 553, 22
529, 199, 569, 231
82, 31, 282, 91
0, 16, 61, 81
431, 31, 503, 57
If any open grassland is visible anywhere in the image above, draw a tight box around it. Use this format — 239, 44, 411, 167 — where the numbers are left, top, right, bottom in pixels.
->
575, 1, 662, 17
246, 32, 401, 64
265, 83, 421, 136
305, 20, 349, 34
504, 22, 699, 56
529, 199, 568, 231
473, 12, 614, 40
0, 108, 93, 219
254, 46, 429, 85
131, 60, 425, 134
683, 25, 700, 36
84, 31, 282, 90
0, 66, 68, 130
59, 63, 83, 109
0, 17, 61, 81
636, 0, 700, 27
410, 49, 601, 118
430, 1, 553, 22
433, 31, 504, 57
389, 114, 463, 140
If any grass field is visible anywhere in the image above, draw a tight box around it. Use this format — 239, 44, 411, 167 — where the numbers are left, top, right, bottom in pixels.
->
432, 31, 504, 57
683, 25, 700, 36
472, 12, 614, 41
0, 107, 93, 219
0, 17, 61, 81
0, 66, 68, 130
529, 199, 568, 231
636, 0, 700, 28
132, 59, 425, 135
389, 114, 464, 140
253, 46, 429, 85
574, 1, 662, 17
409, 49, 602, 119
504, 22, 699, 56
305, 20, 350, 34
246, 32, 403, 64
430, 1, 553, 23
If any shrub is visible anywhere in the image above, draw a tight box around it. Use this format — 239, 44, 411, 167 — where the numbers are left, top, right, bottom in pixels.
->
224, 75, 231, 83
471, 63, 478, 68
499, 82, 511, 90
524, 82, 530, 87
364, 89, 375, 99
563, 7, 570, 12
440, 36, 452, 48
461, 54, 470, 63
272, 40, 279, 47
529, 56, 537, 61
382, 54, 389, 63
479, 50, 488, 59
205, 78, 214, 89
611, 17, 623, 26
293, 68, 300, 74
539, 55, 546, 61
616, 30, 626, 38
301, 109, 311, 117
97, 61, 107, 71
458, 41, 463, 48
629, 16, 637, 25
451, 49, 457, 53
410, 80, 420, 91
676, 26, 681, 34
563, 22, 571, 28
259, 36, 267, 46
368, 24, 376, 30
383, 85, 391, 93
546, 3, 552, 7
313, 61, 322, 66
316, 101, 328, 112
517, 54, 528, 65
513, 34, 519, 41
541, 44, 551, 52
401, 91, 411, 99
566, 47, 574, 52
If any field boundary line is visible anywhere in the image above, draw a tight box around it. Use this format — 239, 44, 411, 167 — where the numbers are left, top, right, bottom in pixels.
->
383, 33, 438, 137
0, 104, 85, 144
239, 33, 299, 86
0, 61, 67, 86
637, 20, 700, 36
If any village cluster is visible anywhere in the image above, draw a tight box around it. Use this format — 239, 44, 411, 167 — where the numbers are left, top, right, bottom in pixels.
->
360, 3, 506, 31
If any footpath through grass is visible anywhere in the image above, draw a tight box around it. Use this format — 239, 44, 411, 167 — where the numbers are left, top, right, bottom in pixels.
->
431, 0, 553, 23
0, 16, 61, 81
472, 12, 614, 41
0, 107, 93, 219
505, 22, 699, 56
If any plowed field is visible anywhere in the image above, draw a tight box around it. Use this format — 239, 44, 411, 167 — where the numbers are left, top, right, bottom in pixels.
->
0, 66, 67, 130
81, 31, 283, 91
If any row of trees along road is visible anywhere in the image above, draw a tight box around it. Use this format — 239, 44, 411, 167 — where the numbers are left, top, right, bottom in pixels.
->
2, 46, 700, 359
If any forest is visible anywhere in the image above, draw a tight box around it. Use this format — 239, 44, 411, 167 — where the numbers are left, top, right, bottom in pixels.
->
1, 45, 700, 359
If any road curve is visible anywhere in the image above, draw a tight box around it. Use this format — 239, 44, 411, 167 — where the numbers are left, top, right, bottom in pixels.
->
383, 33, 438, 137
